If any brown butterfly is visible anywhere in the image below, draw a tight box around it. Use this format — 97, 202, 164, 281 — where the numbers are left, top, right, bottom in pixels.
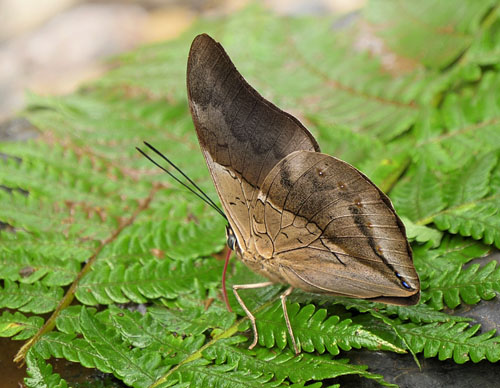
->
146, 33, 420, 354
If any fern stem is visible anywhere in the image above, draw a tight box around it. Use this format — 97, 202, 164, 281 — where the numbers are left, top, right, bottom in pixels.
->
13, 184, 161, 364
149, 295, 281, 388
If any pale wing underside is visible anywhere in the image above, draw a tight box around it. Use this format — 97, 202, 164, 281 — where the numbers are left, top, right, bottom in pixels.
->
251, 150, 420, 303
187, 34, 319, 249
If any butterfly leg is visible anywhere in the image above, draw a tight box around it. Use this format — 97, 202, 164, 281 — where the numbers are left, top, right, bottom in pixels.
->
232, 282, 274, 350
280, 286, 299, 355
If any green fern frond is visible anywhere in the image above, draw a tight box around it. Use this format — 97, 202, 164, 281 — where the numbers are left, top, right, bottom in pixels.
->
202, 337, 396, 387
25, 349, 68, 388
365, 0, 496, 69
442, 153, 497, 208
348, 308, 500, 365
107, 306, 206, 356
284, 28, 424, 141
161, 358, 279, 388
0, 311, 44, 340
331, 297, 471, 324
147, 303, 235, 336
39, 308, 175, 387
414, 236, 491, 269
109, 209, 226, 261
381, 304, 472, 324
421, 260, 500, 309
400, 321, 500, 363
413, 72, 500, 171
412, 236, 494, 309
413, 236, 491, 282
35, 331, 106, 370
432, 154, 499, 247
0, 280, 63, 313
0, 140, 135, 207
392, 153, 500, 247
401, 216, 443, 247
391, 162, 446, 221
252, 302, 405, 355
75, 257, 222, 305
0, 187, 117, 254
54, 305, 84, 334
0, 230, 83, 287
465, 13, 500, 65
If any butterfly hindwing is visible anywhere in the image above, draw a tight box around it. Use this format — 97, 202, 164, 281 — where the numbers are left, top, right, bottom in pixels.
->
251, 150, 420, 303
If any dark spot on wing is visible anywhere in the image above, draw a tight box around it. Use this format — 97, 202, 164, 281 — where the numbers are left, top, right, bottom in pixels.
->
348, 205, 414, 291
279, 166, 293, 190
396, 272, 412, 289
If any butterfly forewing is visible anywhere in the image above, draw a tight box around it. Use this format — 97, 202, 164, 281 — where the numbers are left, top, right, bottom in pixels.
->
187, 34, 319, 250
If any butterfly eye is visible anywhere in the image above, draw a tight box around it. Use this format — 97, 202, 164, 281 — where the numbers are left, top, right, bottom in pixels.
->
226, 226, 237, 251
227, 235, 236, 250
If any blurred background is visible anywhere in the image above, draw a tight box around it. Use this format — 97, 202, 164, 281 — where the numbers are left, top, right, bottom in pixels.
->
0, 0, 366, 121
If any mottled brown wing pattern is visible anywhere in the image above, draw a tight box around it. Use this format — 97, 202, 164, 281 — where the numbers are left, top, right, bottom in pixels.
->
187, 34, 319, 250
251, 150, 420, 304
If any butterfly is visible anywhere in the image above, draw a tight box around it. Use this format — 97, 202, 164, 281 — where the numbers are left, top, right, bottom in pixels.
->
140, 33, 420, 355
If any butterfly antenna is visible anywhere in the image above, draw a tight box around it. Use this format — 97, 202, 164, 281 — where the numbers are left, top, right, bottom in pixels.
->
136, 145, 227, 220
142, 142, 225, 216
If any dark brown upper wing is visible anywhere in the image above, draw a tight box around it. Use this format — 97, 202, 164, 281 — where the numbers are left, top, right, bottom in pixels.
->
187, 34, 320, 249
